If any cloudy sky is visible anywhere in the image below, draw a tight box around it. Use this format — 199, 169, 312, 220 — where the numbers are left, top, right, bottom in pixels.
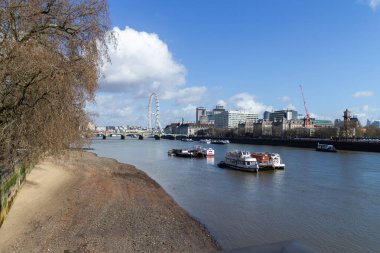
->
87, 0, 380, 127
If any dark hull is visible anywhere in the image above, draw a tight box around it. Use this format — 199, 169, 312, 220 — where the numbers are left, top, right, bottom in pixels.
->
316, 148, 337, 152
168, 149, 206, 158
217, 161, 259, 172
258, 164, 285, 170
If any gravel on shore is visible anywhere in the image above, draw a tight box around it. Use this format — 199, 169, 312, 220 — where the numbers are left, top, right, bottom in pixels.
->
0, 150, 220, 253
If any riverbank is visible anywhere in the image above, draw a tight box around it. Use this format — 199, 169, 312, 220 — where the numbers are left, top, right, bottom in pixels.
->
0, 150, 219, 252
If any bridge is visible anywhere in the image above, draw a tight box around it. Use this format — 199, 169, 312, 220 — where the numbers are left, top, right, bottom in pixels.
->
94, 130, 188, 140
95, 93, 189, 140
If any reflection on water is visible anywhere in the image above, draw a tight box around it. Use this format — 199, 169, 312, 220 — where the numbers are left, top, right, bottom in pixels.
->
206, 157, 215, 165
91, 138, 380, 253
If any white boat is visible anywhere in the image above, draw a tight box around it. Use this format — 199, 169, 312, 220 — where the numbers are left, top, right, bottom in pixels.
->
192, 146, 215, 157
181, 138, 193, 142
251, 152, 285, 170
202, 147, 215, 157
269, 153, 285, 169
199, 139, 211, 144
211, 139, 230, 144
316, 142, 337, 152
218, 151, 259, 172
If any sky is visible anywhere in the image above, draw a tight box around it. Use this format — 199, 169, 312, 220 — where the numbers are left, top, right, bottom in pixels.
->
87, 0, 380, 127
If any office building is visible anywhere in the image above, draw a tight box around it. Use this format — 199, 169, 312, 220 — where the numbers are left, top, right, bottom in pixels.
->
214, 110, 259, 128
196, 107, 206, 123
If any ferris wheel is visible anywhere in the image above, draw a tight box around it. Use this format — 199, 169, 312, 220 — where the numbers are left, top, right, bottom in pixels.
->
147, 93, 163, 133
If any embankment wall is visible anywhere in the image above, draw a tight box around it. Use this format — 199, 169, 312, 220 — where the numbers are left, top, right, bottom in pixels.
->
192, 137, 380, 152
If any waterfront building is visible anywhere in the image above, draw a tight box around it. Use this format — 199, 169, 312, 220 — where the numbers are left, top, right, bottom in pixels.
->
351, 115, 361, 128
196, 107, 207, 123
288, 119, 305, 129
214, 110, 259, 129
313, 120, 334, 128
272, 120, 289, 137
177, 123, 213, 136
373, 120, 380, 128
263, 111, 271, 121
164, 123, 181, 134
238, 120, 273, 137
212, 105, 225, 115
195, 105, 224, 124
269, 109, 298, 122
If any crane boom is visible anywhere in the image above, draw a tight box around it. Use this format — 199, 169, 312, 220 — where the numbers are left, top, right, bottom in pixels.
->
299, 84, 311, 128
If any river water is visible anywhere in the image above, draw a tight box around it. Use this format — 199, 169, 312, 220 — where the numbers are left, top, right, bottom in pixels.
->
90, 138, 380, 253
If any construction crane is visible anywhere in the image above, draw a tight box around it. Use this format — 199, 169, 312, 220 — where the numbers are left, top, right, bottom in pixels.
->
299, 84, 311, 128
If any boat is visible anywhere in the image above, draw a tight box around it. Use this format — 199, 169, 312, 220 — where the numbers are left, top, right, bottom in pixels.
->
199, 139, 211, 144
316, 142, 337, 152
211, 139, 230, 144
202, 147, 215, 157
181, 138, 193, 142
168, 146, 215, 158
217, 151, 259, 172
251, 152, 285, 170
168, 149, 194, 158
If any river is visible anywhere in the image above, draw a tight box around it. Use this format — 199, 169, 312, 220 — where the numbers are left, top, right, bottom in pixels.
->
90, 137, 380, 253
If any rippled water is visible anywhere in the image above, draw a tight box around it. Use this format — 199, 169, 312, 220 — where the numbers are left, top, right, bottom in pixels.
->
91, 138, 380, 253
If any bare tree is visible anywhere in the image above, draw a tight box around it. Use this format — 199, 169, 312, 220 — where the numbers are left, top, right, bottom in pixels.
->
0, 0, 113, 173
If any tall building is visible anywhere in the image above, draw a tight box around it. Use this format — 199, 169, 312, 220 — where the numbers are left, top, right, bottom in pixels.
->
212, 105, 225, 115
196, 107, 206, 123
343, 109, 351, 122
263, 111, 271, 120
269, 109, 298, 122
214, 110, 259, 128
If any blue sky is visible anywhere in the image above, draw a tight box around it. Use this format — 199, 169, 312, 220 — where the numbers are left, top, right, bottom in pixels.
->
88, 0, 380, 127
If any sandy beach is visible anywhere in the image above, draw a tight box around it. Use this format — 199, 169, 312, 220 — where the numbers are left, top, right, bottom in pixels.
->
0, 150, 219, 253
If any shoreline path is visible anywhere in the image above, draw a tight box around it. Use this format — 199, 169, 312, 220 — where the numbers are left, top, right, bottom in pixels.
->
0, 150, 219, 252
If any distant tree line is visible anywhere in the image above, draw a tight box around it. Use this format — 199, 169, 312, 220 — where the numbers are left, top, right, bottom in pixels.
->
0, 0, 113, 174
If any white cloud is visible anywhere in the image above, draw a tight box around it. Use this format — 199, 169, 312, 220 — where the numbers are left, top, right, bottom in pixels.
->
89, 26, 210, 126
101, 26, 186, 96
352, 91, 374, 98
165, 104, 197, 124
162, 86, 207, 104
284, 104, 297, 111
229, 93, 273, 115
367, 0, 380, 10
280, 96, 291, 102
87, 94, 141, 125
216, 100, 227, 108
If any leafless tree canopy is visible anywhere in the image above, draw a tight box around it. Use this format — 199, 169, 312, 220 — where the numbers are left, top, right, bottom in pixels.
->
0, 0, 112, 173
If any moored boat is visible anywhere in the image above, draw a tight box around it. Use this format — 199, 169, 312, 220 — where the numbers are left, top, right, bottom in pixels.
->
181, 138, 194, 142
168, 146, 215, 158
316, 142, 337, 152
218, 150, 259, 172
211, 139, 230, 144
199, 139, 211, 144
202, 147, 215, 157
251, 152, 285, 170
